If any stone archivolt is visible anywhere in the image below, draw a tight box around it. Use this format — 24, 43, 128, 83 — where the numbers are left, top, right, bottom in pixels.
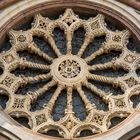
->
0, 8, 139, 139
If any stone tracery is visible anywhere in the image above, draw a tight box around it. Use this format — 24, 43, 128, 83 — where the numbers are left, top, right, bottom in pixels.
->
0, 8, 139, 139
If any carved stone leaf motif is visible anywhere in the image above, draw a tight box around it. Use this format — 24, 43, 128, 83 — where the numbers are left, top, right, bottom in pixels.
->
2, 54, 14, 63
1, 76, 14, 88
0, 8, 140, 139
124, 54, 136, 63
35, 114, 47, 126
125, 77, 138, 87
92, 114, 104, 125
12, 98, 25, 109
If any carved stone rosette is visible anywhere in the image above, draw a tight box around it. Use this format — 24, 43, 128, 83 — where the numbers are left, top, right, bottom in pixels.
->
0, 8, 140, 139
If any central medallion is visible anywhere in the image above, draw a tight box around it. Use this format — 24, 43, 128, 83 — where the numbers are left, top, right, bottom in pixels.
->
51, 55, 88, 86
58, 59, 81, 78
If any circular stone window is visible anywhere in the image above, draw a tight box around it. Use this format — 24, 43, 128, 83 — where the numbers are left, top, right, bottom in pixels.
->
1, 3, 140, 139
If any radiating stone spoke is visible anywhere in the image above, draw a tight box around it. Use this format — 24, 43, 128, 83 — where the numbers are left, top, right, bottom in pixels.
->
66, 32, 73, 54
44, 84, 64, 113
28, 43, 53, 61
85, 46, 105, 62
19, 59, 50, 70
46, 35, 62, 56
21, 73, 52, 85
88, 74, 127, 92
85, 43, 123, 63
76, 85, 96, 111
88, 60, 130, 71
88, 73, 119, 87
65, 86, 73, 113
83, 80, 112, 103
88, 61, 115, 71
16, 43, 53, 61
27, 79, 57, 103
77, 36, 91, 57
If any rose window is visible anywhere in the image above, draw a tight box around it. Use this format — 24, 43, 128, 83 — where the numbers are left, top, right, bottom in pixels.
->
0, 8, 140, 139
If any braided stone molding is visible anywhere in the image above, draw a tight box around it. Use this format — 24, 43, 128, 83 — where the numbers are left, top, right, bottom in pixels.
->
0, 8, 140, 139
